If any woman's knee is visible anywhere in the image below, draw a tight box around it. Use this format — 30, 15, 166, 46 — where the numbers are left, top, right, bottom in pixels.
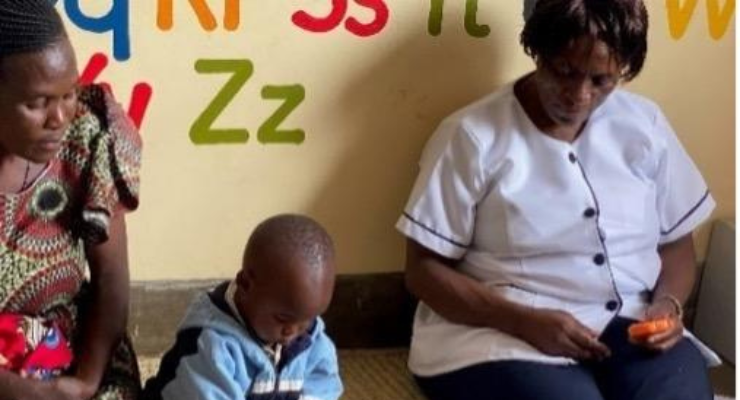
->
415, 361, 605, 400
603, 339, 713, 400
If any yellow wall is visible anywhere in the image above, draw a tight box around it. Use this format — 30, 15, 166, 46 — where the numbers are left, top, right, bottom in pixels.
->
61, 1, 734, 280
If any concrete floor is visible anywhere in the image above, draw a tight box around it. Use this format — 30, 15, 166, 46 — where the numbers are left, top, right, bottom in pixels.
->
140, 353, 736, 399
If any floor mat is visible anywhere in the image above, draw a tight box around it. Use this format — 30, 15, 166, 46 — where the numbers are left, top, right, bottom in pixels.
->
139, 349, 733, 400
139, 348, 423, 399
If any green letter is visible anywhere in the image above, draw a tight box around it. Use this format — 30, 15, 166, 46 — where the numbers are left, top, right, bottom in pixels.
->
190, 59, 252, 145
258, 85, 306, 144
465, 0, 490, 37
428, 0, 444, 36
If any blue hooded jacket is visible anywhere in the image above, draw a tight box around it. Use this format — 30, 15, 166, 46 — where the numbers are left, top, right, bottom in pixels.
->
143, 281, 343, 400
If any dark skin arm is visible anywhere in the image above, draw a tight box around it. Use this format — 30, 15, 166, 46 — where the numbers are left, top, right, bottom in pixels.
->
0, 368, 108, 400
638, 233, 696, 352
59, 213, 131, 399
0, 215, 129, 400
405, 239, 610, 360
0, 370, 43, 400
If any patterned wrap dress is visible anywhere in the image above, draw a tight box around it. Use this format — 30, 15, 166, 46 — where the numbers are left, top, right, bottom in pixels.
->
0, 84, 142, 399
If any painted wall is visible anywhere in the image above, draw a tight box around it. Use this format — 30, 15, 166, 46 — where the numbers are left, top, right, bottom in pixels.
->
58, 0, 735, 280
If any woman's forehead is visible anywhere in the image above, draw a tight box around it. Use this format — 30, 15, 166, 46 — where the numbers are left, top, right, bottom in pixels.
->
2, 40, 76, 75
0, 41, 78, 94
558, 37, 612, 59
547, 37, 621, 69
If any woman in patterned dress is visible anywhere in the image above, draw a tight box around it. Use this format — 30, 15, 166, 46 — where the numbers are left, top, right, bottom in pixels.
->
0, 1, 142, 399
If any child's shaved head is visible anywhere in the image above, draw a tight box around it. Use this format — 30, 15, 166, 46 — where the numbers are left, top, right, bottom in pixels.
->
237, 214, 336, 345
243, 214, 335, 279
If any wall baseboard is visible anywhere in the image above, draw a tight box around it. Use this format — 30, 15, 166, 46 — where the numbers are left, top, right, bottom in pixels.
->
129, 268, 707, 357
129, 272, 416, 356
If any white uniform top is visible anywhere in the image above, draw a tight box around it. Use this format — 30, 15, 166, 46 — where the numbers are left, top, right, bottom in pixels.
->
396, 82, 719, 376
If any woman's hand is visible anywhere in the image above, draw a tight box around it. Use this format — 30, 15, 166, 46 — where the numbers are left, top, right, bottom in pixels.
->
516, 308, 611, 361
0, 371, 97, 400
635, 297, 684, 352
53, 376, 97, 400
17, 377, 95, 400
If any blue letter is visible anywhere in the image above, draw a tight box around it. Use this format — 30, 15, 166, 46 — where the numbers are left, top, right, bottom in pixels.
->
63, 0, 131, 61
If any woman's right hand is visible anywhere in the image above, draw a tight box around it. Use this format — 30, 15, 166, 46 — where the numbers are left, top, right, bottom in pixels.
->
15, 378, 88, 400
516, 308, 611, 361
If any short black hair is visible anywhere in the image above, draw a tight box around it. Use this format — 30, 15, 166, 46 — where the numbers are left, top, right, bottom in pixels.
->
521, 0, 648, 81
244, 214, 335, 277
0, 0, 67, 61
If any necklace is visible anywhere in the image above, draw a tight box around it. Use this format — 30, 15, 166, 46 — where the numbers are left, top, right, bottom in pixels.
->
18, 160, 30, 193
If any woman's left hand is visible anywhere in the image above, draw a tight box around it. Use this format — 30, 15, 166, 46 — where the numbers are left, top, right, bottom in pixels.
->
636, 298, 684, 352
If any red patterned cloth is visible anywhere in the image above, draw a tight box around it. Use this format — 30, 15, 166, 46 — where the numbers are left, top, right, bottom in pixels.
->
0, 314, 25, 370
0, 85, 142, 398
0, 313, 73, 379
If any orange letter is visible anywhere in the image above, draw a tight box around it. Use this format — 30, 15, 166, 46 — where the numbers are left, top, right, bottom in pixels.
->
157, 0, 219, 31
666, 0, 699, 39
157, 0, 173, 30
223, 0, 240, 31
707, 0, 735, 40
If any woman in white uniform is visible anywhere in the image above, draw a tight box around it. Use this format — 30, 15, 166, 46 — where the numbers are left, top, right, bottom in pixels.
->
396, 1, 717, 399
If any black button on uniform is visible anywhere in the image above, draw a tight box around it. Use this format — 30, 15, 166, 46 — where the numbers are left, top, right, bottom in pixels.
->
583, 208, 596, 218
593, 253, 605, 265
605, 300, 619, 311
568, 153, 577, 163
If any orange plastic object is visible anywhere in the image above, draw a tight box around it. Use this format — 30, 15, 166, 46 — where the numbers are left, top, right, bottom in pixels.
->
628, 318, 674, 340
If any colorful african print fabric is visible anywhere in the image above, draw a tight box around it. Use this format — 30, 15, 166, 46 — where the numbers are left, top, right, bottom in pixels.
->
0, 312, 73, 379
0, 84, 142, 399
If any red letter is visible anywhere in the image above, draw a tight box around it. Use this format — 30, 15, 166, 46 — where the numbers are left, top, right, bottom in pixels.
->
345, 0, 389, 37
292, 0, 347, 32
79, 53, 109, 85
127, 83, 153, 129
78, 52, 153, 129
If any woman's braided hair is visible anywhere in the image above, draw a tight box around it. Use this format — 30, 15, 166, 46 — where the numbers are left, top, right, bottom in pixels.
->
0, 0, 66, 60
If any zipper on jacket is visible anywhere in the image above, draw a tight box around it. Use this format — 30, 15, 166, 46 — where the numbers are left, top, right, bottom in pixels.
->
270, 343, 283, 393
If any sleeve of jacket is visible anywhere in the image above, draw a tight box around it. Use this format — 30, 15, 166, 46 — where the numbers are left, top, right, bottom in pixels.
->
159, 329, 250, 400
299, 331, 343, 400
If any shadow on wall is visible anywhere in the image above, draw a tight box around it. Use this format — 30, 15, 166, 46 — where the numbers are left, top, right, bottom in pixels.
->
306, 11, 516, 273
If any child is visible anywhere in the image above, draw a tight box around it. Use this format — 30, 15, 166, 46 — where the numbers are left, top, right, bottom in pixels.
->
144, 214, 343, 400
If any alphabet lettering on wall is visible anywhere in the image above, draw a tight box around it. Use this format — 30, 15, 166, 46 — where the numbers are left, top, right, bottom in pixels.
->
428, 0, 491, 37
56, 1, 733, 147
78, 52, 153, 129
190, 60, 307, 146
666, 0, 735, 40
190, 59, 253, 145
157, 0, 241, 31
61, 0, 131, 61
292, 0, 390, 37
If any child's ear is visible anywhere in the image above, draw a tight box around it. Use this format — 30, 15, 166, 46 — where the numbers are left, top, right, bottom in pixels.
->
236, 269, 251, 291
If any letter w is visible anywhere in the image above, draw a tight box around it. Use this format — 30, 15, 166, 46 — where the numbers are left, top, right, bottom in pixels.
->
666, 0, 735, 40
